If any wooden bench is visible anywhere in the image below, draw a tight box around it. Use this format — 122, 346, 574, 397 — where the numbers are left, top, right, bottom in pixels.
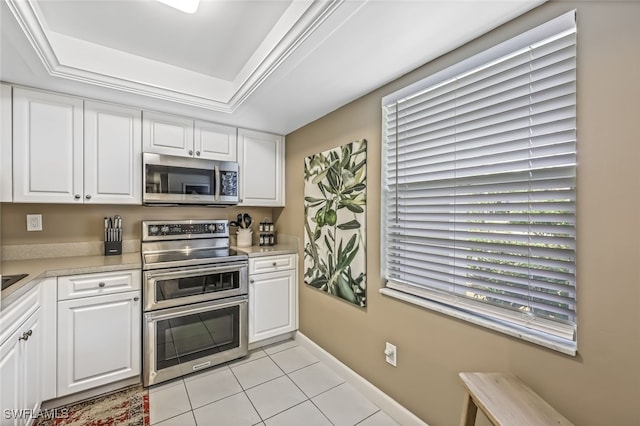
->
458, 372, 574, 426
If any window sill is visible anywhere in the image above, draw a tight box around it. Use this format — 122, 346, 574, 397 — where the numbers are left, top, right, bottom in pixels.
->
379, 287, 577, 356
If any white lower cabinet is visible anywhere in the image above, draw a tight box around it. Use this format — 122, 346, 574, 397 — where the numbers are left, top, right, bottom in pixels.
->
248, 254, 298, 343
57, 271, 141, 397
0, 286, 42, 426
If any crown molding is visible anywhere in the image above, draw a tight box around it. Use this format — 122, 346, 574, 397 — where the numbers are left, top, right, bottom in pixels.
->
5, 0, 343, 113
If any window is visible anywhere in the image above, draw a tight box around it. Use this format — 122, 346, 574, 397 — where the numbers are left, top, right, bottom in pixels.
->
381, 12, 577, 354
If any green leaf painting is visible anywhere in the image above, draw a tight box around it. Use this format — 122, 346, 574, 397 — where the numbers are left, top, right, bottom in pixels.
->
304, 140, 367, 308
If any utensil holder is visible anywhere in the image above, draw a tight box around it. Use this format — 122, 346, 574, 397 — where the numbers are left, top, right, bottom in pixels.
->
104, 241, 122, 256
237, 229, 253, 247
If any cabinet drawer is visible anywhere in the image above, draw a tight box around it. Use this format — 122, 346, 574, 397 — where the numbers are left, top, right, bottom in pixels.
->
58, 270, 141, 300
249, 254, 295, 274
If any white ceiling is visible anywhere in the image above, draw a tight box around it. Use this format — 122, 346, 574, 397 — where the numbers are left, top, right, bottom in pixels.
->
0, 0, 545, 135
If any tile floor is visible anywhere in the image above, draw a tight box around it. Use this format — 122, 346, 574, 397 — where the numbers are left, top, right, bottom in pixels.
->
149, 339, 400, 426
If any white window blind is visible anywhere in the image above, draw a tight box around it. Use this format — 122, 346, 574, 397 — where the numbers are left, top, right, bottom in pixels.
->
381, 12, 577, 351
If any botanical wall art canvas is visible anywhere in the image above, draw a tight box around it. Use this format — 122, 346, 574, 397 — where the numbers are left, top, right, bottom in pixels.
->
304, 140, 367, 307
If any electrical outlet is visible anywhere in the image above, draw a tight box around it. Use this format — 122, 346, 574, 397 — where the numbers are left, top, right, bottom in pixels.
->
26, 214, 42, 231
385, 342, 397, 367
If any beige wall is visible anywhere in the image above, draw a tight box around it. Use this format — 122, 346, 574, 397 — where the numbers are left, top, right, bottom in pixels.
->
279, 2, 640, 425
1, 203, 273, 246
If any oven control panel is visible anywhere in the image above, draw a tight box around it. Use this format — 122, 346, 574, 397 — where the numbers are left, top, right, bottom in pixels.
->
142, 220, 229, 240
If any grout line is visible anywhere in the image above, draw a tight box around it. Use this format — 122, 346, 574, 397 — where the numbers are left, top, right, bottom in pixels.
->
279, 359, 321, 375
281, 363, 336, 425
308, 381, 347, 400
189, 389, 245, 411
227, 361, 264, 421
189, 410, 197, 426
353, 409, 382, 425
307, 394, 337, 426
262, 341, 300, 356
180, 379, 196, 411
259, 398, 313, 423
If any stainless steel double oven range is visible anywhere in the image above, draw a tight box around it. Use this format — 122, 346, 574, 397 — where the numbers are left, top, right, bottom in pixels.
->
141, 219, 248, 387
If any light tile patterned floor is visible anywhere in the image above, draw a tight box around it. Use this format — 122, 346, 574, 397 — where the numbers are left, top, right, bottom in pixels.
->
149, 339, 400, 426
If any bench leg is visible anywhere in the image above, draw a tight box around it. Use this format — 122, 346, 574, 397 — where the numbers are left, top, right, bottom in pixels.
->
460, 394, 478, 426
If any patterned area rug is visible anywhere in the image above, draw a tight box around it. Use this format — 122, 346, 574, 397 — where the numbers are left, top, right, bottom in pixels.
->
34, 385, 149, 426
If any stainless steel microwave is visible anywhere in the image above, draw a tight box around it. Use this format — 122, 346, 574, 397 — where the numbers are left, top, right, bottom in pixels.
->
143, 153, 239, 205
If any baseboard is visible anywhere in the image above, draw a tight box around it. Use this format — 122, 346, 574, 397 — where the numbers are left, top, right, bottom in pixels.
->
295, 332, 428, 426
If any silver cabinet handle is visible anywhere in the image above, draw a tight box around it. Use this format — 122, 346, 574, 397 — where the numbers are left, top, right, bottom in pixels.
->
188, 149, 193, 156
196, 151, 201, 156
133, 297, 140, 301
98, 282, 106, 288
74, 194, 81, 199
19, 330, 33, 341
85, 194, 92, 200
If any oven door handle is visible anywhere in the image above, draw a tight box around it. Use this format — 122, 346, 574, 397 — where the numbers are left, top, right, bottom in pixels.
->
145, 264, 246, 281
145, 296, 247, 321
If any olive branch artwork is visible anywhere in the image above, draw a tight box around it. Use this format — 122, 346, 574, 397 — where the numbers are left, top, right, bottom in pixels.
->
303, 140, 366, 307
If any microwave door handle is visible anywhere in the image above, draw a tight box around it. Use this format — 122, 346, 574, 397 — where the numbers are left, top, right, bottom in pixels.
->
214, 165, 221, 201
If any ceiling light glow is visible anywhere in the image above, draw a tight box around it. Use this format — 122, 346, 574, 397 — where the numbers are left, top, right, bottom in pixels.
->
157, 0, 200, 14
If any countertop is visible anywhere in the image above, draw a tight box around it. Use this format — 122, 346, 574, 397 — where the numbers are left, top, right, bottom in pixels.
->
234, 240, 299, 257
1, 252, 142, 307
2, 239, 299, 309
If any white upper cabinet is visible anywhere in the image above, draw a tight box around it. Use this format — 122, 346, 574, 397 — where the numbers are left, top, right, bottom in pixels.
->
13, 88, 142, 204
142, 110, 194, 157
84, 101, 142, 204
13, 87, 84, 203
1, 83, 12, 202
237, 128, 285, 207
143, 111, 237, 161
194, 120, 237, 161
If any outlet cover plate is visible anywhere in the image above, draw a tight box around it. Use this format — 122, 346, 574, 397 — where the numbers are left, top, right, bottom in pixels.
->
27, 214, 42, 231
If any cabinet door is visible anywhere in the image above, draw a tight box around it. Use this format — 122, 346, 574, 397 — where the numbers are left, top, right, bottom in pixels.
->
238, 129, 284, 206
57, 291, 141, 396
1, 84, 12, 202
249, 269, 297, 343
194, 121, 237, 161
0, 327, 21, 426
84, 101, 142, 204
13, 88, 84, 203
142, 111, 194, 157
21, 311, 42, 425
0, 309, 41, 426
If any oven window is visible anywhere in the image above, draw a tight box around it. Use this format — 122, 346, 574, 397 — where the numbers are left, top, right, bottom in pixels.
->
146, 164, 214, 195
156, 304, 240, 371
156, 270, 241, 301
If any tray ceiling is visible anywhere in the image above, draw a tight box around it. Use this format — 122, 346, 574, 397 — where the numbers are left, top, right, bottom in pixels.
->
1, 0, 545, 134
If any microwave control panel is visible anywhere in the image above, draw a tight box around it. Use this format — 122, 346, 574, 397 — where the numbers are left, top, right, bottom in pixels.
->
142, 220, 228, 240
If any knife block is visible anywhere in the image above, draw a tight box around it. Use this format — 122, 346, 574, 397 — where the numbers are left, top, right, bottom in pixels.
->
104, 241, 122, 256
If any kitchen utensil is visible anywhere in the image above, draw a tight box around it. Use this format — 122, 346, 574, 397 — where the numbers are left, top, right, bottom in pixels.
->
237, 214, 244, 228
243, 213, 252, 229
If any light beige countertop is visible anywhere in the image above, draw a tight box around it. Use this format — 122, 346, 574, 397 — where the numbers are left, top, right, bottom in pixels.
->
1, 252, 141, 306
233, 234, 300, 258
235, 241, 299, 258
1, 235, 299, 309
